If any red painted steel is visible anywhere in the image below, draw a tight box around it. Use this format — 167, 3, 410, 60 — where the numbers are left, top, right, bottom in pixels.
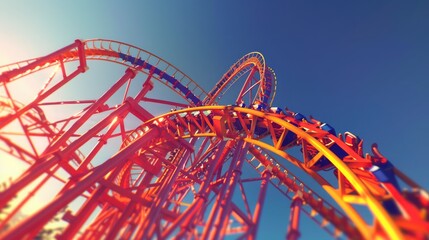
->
286, 194, 304, 240
0, 39, 428, 240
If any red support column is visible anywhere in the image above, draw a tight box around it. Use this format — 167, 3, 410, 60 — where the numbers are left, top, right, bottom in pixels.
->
162, 140, 231, 239
104, 172, 154, 240
201, 140, 240, 239
286, 192, 304, 240
249, 170, 272, 240
82, 205, 116, 239
163, 140, 231, 238
134, 73, 154, 101
204, 141, 249, 240
75, 39, 88, 73
140, 138, 198, 239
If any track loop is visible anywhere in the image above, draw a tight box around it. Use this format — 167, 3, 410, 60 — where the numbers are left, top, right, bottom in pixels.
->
205, 52, 276, 108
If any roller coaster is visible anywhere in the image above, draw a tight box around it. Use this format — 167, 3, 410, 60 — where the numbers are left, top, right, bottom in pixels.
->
0, 39, 428, 239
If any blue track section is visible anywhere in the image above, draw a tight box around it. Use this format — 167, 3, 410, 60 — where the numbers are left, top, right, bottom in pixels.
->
118, 53, 201, 105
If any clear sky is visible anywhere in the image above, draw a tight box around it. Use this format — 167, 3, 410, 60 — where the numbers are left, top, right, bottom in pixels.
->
1, 1, 428, 239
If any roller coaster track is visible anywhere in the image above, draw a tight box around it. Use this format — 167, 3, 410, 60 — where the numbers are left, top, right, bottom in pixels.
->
0, 39, 427, 239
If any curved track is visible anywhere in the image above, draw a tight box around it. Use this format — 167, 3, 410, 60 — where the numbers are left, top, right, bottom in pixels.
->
0, 39, 207, 106
204, 52, 276, 108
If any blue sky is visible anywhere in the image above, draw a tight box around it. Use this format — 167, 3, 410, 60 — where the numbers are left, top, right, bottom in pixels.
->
1, 1, 428, 239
